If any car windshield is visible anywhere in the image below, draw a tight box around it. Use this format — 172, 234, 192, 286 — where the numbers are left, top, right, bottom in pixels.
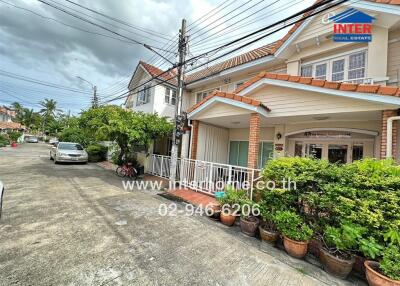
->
58, 143, 83, 151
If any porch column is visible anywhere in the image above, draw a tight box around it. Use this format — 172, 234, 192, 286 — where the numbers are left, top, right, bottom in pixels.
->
380, 110, 398, 160
190, 120, 200, 160
248, 113, 260, 169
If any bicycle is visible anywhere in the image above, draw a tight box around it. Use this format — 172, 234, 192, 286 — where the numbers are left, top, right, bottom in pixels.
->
116, 163, 138, 178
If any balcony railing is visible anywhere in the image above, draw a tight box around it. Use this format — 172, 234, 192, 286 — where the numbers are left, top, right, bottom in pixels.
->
147, 154, 260, 199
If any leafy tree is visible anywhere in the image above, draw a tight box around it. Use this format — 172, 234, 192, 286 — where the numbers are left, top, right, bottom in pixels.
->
79, 106, 172, 162
39, 98, 61, 118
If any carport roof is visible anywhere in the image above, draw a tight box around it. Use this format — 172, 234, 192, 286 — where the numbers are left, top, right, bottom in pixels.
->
187, 91, 270, 115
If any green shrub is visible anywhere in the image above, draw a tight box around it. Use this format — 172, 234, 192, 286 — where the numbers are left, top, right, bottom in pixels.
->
216, 185, 247, 207
7, 131, 22, 142
0, 134, 9, 147
274, 210, 313, 242
86, 143, 108, 162
58, 127, 92, 147
380, 245, 400, 280
258, 157, 400, 255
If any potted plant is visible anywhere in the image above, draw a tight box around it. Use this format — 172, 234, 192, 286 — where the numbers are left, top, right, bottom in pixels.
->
258, 201, 279, 245
274, 210, 313, 259
319, 223, 362, 279
365, 245, 400, 286
239, 199, 259, 236
216, 186, 246, 227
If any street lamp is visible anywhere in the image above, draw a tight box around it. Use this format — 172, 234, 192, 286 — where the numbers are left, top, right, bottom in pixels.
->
76, 76, 98, 108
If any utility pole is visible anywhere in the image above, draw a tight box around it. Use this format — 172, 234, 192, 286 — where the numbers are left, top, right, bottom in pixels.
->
170, 19, 187, 185
92, 85, 98, 108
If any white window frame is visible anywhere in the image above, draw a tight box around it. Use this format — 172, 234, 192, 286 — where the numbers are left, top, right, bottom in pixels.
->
164, 86, 177, 105
136, 84, 151, 106
300, 48, 368, 83
195, 87, 221, 103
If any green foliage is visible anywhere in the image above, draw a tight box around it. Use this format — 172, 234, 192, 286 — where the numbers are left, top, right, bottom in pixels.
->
79, 106, 173, 162
384, 227, 400, 246
7, 131, 22, 142
0, 134, 9, 147
258, 157, 400, 259
359, 237, 384, 259
58, 127, 93, 147
216, 185, 247, 206
324, 223, 363, 252
86, 143, 108, 162
274, 210, 313, 241
380, 245, 400, 280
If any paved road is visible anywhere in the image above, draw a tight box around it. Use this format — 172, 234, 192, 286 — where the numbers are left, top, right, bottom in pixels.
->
0, 143, 363, 286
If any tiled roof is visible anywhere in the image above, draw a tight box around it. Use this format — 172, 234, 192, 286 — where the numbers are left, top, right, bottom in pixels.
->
187, 90, 270, 114
139, 61, 177, 85
234, 71, 400, 97
0, 121, 24, 130
185, 41, 279, 84
368, 0, 400, 4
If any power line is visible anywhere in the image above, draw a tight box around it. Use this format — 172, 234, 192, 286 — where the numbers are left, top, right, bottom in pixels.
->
104, 0, 348, 104
0, 70, 94, 94
37, 0, 177, 55
0, 0, 157, 47
63, 0, 172, 40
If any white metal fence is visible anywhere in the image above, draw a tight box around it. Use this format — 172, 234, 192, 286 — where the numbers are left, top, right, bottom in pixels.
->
147, 154, 260, 199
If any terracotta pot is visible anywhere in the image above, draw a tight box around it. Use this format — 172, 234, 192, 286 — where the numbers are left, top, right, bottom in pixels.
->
240, 216, 260, 236
319, 247, 355, 279
220, 211, 236, 226
206, 205, 221, 221
259, 226, 279, 245
365, 261, 400, 286
283, 236, 309, 259
354, 254, 367, 275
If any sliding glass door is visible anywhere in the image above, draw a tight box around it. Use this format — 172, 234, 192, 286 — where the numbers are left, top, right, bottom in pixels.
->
229, 141, 273, 168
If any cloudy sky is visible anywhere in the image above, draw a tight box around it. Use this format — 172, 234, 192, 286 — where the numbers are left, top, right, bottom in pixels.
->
0, 0, 314, 114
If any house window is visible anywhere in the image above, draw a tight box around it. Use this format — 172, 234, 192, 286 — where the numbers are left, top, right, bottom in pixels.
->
164, 87, 177, 105
300, 50, 367, 82
195, 87, 220, 103
228, 141, 273, 168
332, 59, 345, 82
136, 85, 151, 106
315, 63, 327, 80
348, 51, 366, 83
301, 65, 312, 77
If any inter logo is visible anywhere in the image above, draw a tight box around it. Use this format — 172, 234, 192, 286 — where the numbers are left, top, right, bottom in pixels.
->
330, 8, 375, 42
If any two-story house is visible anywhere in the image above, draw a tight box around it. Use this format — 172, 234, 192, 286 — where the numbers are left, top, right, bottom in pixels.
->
125, 61, 178, 155
0, 106, 23, 132
126, 0, 400, 194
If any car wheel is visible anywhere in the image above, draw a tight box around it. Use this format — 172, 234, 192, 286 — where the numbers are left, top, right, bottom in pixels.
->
50, 152, 53, 160
54, 156, 58, 164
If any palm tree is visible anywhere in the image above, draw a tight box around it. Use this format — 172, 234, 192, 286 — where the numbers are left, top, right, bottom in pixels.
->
22, 108, 35, 129
39, 98, 61, 118
11, 102, 24, 123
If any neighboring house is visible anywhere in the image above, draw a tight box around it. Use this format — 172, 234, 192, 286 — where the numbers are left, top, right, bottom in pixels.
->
125, 61, 177, 155
0, 106, 16, 122
126, 0, 400, 183
0, 106, 23, 132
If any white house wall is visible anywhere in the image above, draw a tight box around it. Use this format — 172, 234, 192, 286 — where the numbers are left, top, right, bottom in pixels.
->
153, 85, 175, 119
248, 85, 397, 118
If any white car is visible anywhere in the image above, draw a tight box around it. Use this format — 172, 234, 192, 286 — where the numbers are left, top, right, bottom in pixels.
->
0, 181, 4, 219
50, 142, 88, 164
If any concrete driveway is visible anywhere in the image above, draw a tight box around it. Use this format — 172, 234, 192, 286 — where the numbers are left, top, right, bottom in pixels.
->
0, 143, 364, 286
